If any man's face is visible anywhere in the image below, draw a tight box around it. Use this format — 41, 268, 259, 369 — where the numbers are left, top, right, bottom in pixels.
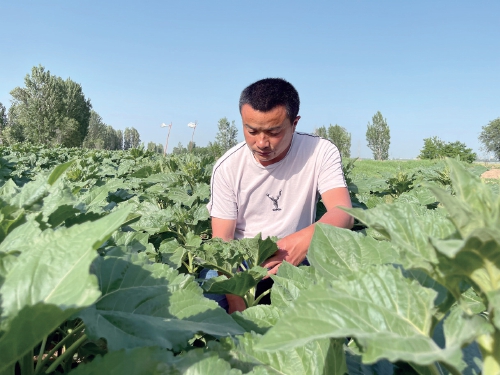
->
241, 104, 300, 166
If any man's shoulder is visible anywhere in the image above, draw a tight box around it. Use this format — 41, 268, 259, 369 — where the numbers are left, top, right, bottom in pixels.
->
293, 132, 338, 153
213, 142, 248, 170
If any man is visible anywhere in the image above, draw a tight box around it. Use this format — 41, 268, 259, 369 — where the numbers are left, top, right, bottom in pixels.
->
207, 78, 353, 312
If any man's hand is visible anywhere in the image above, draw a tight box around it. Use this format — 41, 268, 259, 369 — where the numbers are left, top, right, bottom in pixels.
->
261, 186, 353, 276
261, 228, 312, 276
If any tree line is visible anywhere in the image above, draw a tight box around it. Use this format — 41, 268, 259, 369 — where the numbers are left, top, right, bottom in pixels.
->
2, 65, 499, 161
313, 111, 500, 162
0, 65, 141, 150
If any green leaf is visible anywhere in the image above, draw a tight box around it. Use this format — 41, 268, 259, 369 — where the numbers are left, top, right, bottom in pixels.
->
170, 349, 242, 375
68, 346, 175, 375
270, 262, 316, 309
232, 305, 284, 335
202, 267, 267, 297
212, 332, 347, 375
308, 223, 398, 279
431, 228, 500, 295
257, 265, 472, 372
47, 159, 75, 185
426, 158, 500, 237
344, 203, 455, 272
79, 256, 244, 351
0, 207, 132, 372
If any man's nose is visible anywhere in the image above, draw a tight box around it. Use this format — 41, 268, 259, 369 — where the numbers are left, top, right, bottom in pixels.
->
257, 133, 269, 149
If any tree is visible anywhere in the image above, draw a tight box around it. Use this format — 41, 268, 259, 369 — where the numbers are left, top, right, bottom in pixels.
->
83, 110, 107, 149
314, 126, 327, 138
172, 142, 187, 154
328, 124, 351, 159
7, 65, 91, 147
0, 102, 6, 144
419, 136, 476, 163
418, 136, 445, 160
479, 117, 500, 160
147, 142, 163, 153
115, 129, 123, 150
123, 127, 141, 150
366, 111, 390, 160
214, 117, 238, 153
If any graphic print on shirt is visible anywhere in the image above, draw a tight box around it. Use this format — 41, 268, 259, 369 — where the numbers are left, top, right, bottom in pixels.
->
266, 190, 282, 211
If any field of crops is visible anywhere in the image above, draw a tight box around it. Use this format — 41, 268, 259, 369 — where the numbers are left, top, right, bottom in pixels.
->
0, 144, 499, 375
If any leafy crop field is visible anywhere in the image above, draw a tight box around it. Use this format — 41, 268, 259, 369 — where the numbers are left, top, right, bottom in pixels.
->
0, 145, 499, 375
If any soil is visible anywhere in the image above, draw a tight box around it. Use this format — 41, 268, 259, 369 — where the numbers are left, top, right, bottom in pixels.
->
481, 169, 500, 179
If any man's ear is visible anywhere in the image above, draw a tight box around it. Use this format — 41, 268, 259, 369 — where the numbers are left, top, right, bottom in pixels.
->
292, 116, 301, 130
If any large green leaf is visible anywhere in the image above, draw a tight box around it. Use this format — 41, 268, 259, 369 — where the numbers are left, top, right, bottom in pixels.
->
308, 223, 398, 279
257, 265, 475, 372
79, 256, 244, 351
0, 208, 131, 372
202, 267, 267, 297
68, 347, 175, 375
270, 262, 316, 309
427, 159, 500, 238
212, 332, 347, 375
232, 305, 285, 335
431, 228, 500, 296
344, 203, 455, 272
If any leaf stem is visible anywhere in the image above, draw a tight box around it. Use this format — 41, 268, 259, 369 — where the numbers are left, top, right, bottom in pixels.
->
44, 334, 87, 374
253, 288, 272, 306
35, 324, 85, 374
34, 336, 48, 373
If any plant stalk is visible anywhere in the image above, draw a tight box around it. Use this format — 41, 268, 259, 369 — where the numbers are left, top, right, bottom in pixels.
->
35, 324, 85, 375
18, 349, 34, 375
44, 334, 87, 374
34, 336, 48, 373
253, 288, 271, 306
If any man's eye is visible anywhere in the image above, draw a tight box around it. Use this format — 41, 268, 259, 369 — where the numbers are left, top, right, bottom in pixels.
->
248, 131, 257, 135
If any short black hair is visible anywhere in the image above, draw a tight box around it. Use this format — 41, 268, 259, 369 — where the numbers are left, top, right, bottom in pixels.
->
239, 78, 300, 121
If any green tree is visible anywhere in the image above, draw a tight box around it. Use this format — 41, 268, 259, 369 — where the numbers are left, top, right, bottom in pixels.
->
123, 127, 141, 150
0, 102, 6, 144
147, 141, 163, 153
172, 142, 187, 154
7, 65, 91, 147
366, 111, 390, 160
328, 124, 351, 158
441, 141, 476, 163
418, 136, 445, 160
214, 117, 238, 153
419, 136, 476, 163
314, 126, 327, 138
479, 117, 500, 160
115, 129, 123, 150
83, 110, 107, 149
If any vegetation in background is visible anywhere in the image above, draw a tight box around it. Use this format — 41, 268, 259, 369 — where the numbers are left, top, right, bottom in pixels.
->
314, 124, 351, 158
419, 136, 477, 163
366, 111, 390, 160
4, 65, 92, 147
82, 110, 125, 150
123, 127, 141, 150
0, 145, 497, 374
479, 117, 500, 160
213, 117, 238, 154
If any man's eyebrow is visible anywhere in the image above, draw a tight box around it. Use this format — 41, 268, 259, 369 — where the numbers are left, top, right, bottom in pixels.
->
245, 124, 282, 131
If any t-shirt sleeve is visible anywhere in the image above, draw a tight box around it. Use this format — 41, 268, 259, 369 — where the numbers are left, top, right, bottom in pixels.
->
207, 164, 238, 220
317, 141, 347, 195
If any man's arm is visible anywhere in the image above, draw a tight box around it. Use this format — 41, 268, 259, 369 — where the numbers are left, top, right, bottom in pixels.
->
211, 217, 236, 242
261, 186, 353, 275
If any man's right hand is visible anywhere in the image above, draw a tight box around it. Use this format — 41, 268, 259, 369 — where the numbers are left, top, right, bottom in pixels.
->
226, 294, 246, 313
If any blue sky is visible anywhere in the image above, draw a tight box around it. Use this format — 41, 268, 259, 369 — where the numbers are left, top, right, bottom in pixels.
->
1, 1, 499, 159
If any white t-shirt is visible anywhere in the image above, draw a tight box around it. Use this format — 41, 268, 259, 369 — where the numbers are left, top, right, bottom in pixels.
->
207, 132, 347, 240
